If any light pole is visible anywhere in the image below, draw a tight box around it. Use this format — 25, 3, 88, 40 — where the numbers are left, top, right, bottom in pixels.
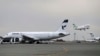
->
74, 32, 76, 41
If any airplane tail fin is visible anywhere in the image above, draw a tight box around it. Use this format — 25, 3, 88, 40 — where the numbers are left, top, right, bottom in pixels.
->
73, 24, 77, 30
57, 19, 68, 32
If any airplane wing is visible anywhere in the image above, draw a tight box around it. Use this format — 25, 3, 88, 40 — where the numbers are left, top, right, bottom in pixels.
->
21, 35, 38, 43
21, 34, 39, 40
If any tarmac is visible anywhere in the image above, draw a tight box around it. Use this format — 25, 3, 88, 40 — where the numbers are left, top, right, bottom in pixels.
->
0, 42, 100, 56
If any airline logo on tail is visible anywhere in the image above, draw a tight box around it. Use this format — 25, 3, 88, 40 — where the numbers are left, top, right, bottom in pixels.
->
57, 19, 68, 32
62, 25, 66, 30
62, 19, 68, 30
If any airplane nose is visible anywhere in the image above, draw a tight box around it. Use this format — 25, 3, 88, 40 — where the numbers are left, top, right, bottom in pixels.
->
0, 36, 3, 39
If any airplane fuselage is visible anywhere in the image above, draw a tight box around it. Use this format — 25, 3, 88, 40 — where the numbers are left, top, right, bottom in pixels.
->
75, 25, 90, 30
4, 32, 69, 40
2, 32, 69, 43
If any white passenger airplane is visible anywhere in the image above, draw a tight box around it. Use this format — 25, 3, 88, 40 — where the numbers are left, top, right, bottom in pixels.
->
1, 19, 70, 44
73, 24, 90, 31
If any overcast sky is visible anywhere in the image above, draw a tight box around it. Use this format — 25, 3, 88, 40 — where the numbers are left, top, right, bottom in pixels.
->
0, 0, 100, 41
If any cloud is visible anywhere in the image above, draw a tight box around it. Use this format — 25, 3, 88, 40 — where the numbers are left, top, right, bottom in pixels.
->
29, 0, 100, 16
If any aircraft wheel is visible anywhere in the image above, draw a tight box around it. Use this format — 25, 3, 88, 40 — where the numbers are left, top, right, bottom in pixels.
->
28, 41, 35, 44
36, 41, 42, 44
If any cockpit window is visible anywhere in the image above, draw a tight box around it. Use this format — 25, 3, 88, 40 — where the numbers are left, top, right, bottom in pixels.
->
6, 34, 8, 35
12, 33, 19, 35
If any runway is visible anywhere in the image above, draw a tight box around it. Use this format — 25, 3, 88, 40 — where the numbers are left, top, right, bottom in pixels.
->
0, 42, 100, 56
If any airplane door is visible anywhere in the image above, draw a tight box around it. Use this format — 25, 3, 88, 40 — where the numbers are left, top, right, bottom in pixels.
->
12, 38, 14, 42
11, 37, 19, 43
15, 38, 19, 42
